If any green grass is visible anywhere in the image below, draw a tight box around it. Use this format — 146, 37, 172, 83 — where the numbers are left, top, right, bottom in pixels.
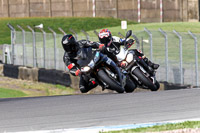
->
102, 121, 200, 133
0, 17, 136, 44
0, 88, 27, 98
86, 22, 200, 37
1, 17, 200, 44
55, 84, 70, 90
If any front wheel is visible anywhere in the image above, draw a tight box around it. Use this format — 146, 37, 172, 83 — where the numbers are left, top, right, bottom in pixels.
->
153, 81, 160, 91
132, 67, 157, 91
97, 69, 124, 93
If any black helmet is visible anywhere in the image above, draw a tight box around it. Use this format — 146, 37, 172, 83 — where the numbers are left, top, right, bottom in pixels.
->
61, 34, 77, 53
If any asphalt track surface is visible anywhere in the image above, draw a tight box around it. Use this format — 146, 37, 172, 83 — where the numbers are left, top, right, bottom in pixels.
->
0, 88, 200, 132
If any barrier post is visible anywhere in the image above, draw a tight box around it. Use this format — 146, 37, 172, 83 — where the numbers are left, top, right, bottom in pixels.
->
188, 31, 199, 86
94, 30, 99, 36
118, 32, 125, 38
69, 28, 78, 40
27, 25, 36, 67
132, 33, 140, 49
173, 30, 183, 84
159, 28, 169, 82
17, 25, 26, 66
58, 27, 66, 35
81, 29, 89, 40
7, 23, 16, 65
37, 28, 46, 68
144, 27, 153, 61
48, 27, 57, 69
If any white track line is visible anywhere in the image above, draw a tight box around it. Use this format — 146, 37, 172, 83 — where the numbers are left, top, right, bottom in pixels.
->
7, 118, 200, 133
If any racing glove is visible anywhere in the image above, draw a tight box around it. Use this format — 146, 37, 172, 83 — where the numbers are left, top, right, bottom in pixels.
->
99, 44, 105, 51
75, 69, 81, 76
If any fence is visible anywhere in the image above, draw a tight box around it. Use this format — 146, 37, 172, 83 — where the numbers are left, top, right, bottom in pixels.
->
4, 24, 200, 87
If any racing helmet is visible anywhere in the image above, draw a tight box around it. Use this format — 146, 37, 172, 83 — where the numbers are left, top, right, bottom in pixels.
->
98, 29, 112, 46
61, 34, 77, 53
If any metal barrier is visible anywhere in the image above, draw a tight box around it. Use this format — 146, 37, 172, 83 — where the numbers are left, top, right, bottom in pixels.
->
7, 23, 15, 64
17, 25, 26, 66
94, 30, 98, 36
48, 27, 57, 70
81, 29, 89, 40
144, 27, 153, 61
58, 27, 66, 35
118, 32, 125, 38
188, 31, 199, 86
5, 26, 200, 86
27, 25, 36, 67
173, 30, 183, 84
37, 28, 46, 68
131, 33, 140, 50
159, 28, 168, 82
69, 28, 78, 40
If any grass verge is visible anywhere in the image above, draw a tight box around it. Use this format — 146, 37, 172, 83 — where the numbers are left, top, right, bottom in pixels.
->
0, 76, 76, 98
102, 121, 200, 133
0, 87, 27, 98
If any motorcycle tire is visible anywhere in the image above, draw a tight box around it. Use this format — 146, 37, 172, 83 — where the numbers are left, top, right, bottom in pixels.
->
154, 80, 160, 91
125, 78, 137, 93
132, 67, 157, 91
97, 69, 124, 93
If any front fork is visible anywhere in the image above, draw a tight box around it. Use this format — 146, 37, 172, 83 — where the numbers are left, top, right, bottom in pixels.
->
102, 55, 126, 89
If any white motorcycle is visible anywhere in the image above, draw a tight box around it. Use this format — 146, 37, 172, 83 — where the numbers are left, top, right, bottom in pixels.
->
115, 30, 160, 91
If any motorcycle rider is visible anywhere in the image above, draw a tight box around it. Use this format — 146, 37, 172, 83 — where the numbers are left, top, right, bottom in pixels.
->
62, 34, 100, 93
98, 29, 159, 70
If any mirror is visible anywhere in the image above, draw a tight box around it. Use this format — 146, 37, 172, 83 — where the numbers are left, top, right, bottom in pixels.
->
125, 30, 132, 39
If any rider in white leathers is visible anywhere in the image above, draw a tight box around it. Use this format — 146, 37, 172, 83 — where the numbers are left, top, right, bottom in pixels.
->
98, 29, 159, 70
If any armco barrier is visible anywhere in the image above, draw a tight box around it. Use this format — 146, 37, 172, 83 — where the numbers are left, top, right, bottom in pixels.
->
18, 66, 38, 81
0, 63, 192, 91
38, 68, 57, 84
3, 64, 19, 79
38, 68, 71, 86
55, 70, 71, 86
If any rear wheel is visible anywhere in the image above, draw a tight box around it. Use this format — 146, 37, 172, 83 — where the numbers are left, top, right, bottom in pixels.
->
97, 69, 124, 93
132, 67, 157, 91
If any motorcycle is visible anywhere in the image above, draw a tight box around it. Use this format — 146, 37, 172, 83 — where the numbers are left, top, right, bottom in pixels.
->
116, 30, 160, 91
76, 47, 135, 93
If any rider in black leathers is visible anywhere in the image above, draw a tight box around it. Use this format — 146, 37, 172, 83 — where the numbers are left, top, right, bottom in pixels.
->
62, 34, 100, 93
98, 29, 159, 70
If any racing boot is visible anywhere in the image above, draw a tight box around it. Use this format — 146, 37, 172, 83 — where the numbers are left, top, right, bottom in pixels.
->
80, 80, 97, 93
152, 63, 159, 69
143, 58, 159, 70
80, 85, 90, 93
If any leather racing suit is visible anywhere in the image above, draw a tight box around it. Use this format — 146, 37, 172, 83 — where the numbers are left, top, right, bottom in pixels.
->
63, 40, 99, 93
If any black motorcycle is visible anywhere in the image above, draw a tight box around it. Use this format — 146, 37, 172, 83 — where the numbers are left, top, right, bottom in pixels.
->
76, 47, 135, 93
